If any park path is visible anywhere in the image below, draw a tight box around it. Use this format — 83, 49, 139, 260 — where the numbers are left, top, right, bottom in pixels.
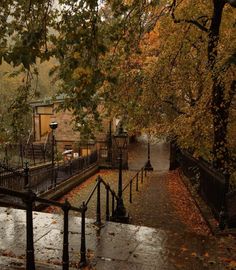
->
44, 139, 235, 269
0, 139, 235, 269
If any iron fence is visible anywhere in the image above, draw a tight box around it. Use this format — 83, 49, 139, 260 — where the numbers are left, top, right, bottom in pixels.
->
0, 186, 87, 270
0, 143, 51, 168
0, 161, 150, 269
177, 150, 226, 216
0, 151, 98, 196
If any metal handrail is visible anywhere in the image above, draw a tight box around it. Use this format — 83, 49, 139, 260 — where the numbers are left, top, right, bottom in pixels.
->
26, 129, 33, 145
85, 181, 99, 206
83, 175, 119, 226
122, 166, 146, 192
0, 150, 98, 194
0, 186, 87, 270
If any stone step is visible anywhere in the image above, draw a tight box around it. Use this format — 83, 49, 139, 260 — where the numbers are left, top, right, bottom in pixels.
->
0, 256, 78, 270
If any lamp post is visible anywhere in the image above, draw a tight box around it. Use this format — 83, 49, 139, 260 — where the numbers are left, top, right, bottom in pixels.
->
144, 134, 153, 171
112, 124, 129, 223
49, 121, 58, 188
107, 120, 112, 163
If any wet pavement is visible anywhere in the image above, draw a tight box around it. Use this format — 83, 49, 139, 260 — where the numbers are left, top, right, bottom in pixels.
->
0, 139, 236, 269
128, 138, 170, 171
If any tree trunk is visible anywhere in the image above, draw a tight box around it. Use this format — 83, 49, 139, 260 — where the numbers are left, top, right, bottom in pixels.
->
208, 1, 230, 173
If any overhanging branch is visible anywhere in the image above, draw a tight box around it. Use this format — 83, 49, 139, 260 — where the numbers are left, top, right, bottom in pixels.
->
170, 0, 209, 33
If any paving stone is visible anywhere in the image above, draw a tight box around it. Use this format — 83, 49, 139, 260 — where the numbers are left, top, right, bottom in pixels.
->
0, 140, 235, 269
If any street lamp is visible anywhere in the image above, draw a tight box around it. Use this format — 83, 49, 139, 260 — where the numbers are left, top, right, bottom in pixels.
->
112, 124, 129, 223
49, 121, 58, 188
144, 134, 153, 171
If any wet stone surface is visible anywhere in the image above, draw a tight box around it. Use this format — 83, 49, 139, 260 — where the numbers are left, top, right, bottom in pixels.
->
0, 207, 231, 270
0, 141, 235, 269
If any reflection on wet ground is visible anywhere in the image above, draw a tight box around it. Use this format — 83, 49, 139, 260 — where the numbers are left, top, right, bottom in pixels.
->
0, 140, 234, 269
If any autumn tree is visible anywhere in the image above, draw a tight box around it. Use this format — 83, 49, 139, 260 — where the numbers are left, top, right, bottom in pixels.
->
0, 0, 54, 141
166, 0, 236, 173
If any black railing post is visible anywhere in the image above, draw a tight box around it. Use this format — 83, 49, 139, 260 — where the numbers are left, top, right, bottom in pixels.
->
219, 173, 230, 230
95, 176, 102, 226
80, 201, 87, 267
62, 199, 71, 270
43, 145, 46, 163
20, 143, 24, 168
145, 168, 147, 177
112, 192, 115, 216
25, 189, 36, 270
169, 139, 179, 170
24, 162, 29, 189
69, 160, 72, 176
141, 168, 143, 184
106, 184, 110, 221
136, 173, 139, 191
129, 180, 132, 203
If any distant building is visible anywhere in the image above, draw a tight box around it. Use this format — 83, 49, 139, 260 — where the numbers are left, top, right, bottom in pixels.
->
30, 97, 118, 159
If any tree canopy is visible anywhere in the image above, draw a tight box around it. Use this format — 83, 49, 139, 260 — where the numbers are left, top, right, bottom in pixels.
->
0, 0, 235, 172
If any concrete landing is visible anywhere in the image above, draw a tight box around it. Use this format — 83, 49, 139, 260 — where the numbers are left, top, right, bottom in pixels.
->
0, 207, 226, 270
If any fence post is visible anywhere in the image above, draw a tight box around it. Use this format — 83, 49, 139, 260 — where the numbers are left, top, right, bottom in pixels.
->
136, 173, 139, 191
24, 162, 29, 189
141, 168, 143, 184
95, 176, 102, 226
69, 160, 72, 176
4, 145, 8, 166
219, 173, 230, 230
43, 145, 46, 163
32, 144, 36, 166
25, 189, 36, 270
80, 202, 87, 267
169, 139, 179, 170
129, 180, 132, 203
20, 143, 24, 168
62, 199, 71, 270
112, 192, 115, 216
106, 184, 110, 221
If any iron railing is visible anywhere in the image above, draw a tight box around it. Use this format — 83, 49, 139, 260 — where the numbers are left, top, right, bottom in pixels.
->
0, 151, 98, 195
75, 166, 149, 225
0, 163, 150, 269
0, 173, 119, 269
0, 143, 51, 168
0, 186, 87, 270
122, 167, 147, 204
84, 175, 119, 225
170, 142, 236, 228
177, 150, 226, 216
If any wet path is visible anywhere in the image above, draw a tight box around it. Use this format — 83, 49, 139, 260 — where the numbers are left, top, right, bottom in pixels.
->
128, 140, 170, 171
0, 140, 235, 269
127, 141, 186, 230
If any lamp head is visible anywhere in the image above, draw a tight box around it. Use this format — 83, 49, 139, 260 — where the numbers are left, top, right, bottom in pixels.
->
49, 121, 58, 130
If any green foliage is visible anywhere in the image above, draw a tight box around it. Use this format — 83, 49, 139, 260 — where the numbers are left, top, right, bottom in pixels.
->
0, 0, 235, 174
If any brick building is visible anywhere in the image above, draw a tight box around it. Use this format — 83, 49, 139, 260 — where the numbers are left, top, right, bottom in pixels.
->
30, 97, 117, 156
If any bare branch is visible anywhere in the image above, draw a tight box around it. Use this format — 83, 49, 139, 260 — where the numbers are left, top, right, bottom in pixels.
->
170, 0, 209, 33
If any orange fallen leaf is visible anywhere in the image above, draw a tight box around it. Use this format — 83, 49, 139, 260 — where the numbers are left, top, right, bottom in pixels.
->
180, 246, 188, 252
204, 252, 209, 257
